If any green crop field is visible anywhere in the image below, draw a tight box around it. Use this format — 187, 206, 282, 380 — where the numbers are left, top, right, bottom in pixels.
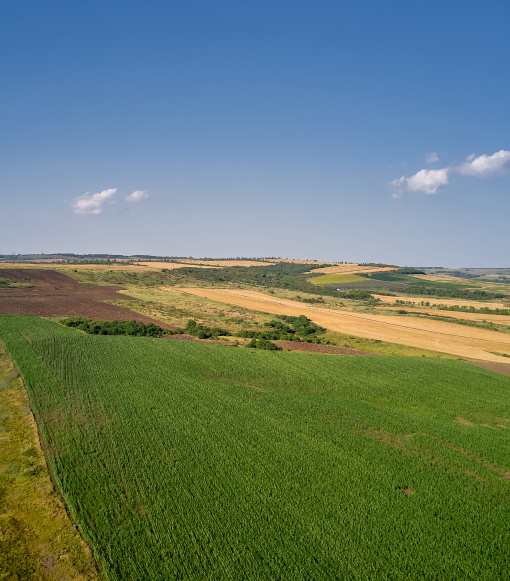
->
309, 273, 368, 285
1, 315, 510, 580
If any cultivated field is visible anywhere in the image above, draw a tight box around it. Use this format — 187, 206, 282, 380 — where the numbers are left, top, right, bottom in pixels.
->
410, 272, 509, 289
372, 294, 509, 309
154, 259, 275, 267
0, 261, 212, 272
175, 288, 510, 362
306, 265, 397, 275
0, 269, 176, 328
2, 316, 510, 580
309, 273, 368, 285
379, 305, 510, 325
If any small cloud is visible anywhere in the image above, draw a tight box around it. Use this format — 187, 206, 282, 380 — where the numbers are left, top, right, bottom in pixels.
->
126, 190, 149, 202
389, 149, 510, 197
406, 168, 451, 194
426, 152, 439, 163
390, 176, 405, 198
72, 188, 117, 215
458, 150, 510, 178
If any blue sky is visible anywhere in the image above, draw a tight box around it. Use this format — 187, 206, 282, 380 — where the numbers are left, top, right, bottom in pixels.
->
1, 0, 509, 266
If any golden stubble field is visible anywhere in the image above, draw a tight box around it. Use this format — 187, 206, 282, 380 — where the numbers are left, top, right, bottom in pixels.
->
174, 287, 510, 363
0, 259, 285, 272
378, 305, 510, 325
372, 294, 509, 309
0, 262, 214, 272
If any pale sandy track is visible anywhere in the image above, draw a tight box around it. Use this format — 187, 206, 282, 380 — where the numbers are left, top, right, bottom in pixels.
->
378, 305, 510, 325
174, 287, 510, 363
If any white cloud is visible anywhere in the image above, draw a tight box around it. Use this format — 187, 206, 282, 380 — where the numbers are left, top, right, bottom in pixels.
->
72, 188, 117, 215
390, 176, 405, 198
406, 168, 451, 194
457, 150, 510, 178
390, 149, 510, 197
126, 190, 149, 202
426, 152, 439, 163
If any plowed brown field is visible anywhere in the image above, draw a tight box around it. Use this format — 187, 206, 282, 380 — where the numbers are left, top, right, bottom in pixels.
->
0, 269, 177, 329
174, 287, 510, 363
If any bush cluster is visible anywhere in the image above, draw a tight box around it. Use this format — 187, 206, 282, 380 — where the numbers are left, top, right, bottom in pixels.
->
185, 320, 230, 339
396, 268, 426, 275
274, 314, 326, 336
293, 296, 326, 304
245, 338, 279, 350
63, 317, 166, 337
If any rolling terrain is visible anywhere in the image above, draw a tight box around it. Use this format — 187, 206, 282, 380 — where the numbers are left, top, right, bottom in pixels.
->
174, 287, 510, 362
1, 316, 509, 580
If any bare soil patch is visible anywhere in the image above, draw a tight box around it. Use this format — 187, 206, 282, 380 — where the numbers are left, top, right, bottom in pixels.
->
0, 269, 177, 329
454, 417, 475, 425
468, 362, 510, 378
273, 341, 377, 355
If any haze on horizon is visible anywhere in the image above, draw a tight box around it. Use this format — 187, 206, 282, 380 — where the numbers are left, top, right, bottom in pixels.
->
1, 0, 509, 267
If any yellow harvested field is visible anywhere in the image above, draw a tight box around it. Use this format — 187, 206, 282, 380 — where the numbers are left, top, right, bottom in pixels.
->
174, 287, 510, 363
137, 261, 216, 269
372, 294, 508, 309
266, 259, 331, 265
378, 305, 510, 325
0, 259, 331, 271
308, 265, 397, 275
0, 262, 212, 272
160, 260, 273, 267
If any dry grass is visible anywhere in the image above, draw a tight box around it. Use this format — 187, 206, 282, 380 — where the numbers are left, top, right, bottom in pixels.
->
175, 287, 510, 363
0, 344, 100, 580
